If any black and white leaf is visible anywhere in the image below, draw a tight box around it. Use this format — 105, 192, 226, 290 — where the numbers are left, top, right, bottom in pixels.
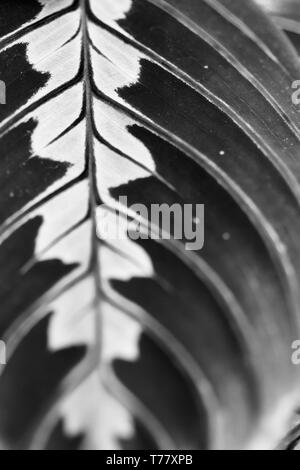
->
0, 0, 300, 450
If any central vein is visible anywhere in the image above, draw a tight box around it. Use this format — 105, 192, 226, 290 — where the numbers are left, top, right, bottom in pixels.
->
80, 0, 102, 368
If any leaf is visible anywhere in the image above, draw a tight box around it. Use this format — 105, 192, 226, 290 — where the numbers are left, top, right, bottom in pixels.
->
1, 0, 300, 450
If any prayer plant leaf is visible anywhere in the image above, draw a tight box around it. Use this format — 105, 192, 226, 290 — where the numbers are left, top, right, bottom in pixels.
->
0, 0, 300, 450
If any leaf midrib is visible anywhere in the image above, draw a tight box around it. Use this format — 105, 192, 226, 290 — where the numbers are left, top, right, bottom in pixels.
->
80, 0, 102, 368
